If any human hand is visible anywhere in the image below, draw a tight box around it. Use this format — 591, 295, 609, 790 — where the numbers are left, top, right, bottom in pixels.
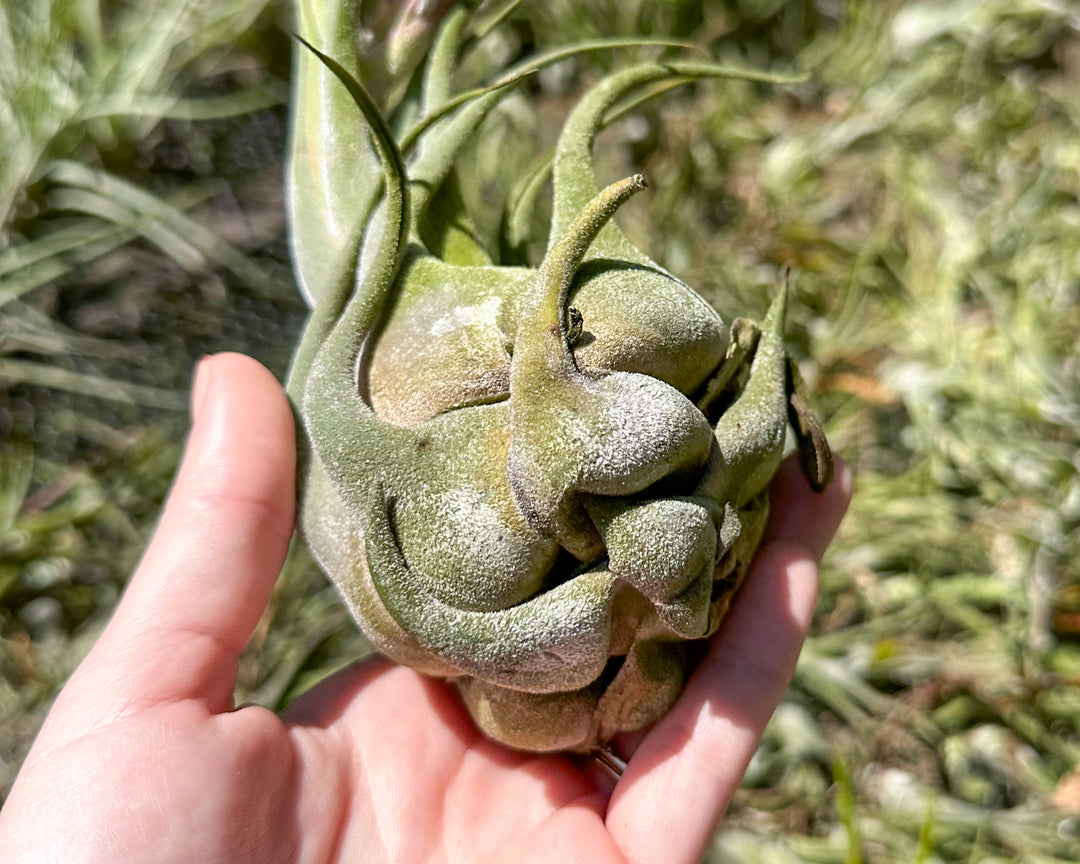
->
0, 353, 851, 864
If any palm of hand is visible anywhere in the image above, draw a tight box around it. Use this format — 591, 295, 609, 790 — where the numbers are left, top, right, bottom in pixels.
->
0, 355, 849, 864
10, 664, 616, 863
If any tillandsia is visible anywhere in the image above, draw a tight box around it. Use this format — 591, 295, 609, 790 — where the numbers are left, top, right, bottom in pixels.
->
286, 3, 833, 753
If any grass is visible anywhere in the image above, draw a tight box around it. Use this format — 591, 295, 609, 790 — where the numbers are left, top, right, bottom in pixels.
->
2, 1, 1080, 861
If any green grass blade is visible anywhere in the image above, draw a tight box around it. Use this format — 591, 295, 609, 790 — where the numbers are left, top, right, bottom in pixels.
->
47, 160, 285, 296
78, 87, 284, 123
0, 358, 186, 410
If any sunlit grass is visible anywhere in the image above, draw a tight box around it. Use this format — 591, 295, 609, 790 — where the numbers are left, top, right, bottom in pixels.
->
0, 0, 289, 409
0, 0, 279, 227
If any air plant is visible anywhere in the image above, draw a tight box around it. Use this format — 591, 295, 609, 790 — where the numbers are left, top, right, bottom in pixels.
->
286, 2, 831, 752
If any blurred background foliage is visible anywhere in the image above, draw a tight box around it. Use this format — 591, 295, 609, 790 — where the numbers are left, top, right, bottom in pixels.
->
2, 0, 1080, 860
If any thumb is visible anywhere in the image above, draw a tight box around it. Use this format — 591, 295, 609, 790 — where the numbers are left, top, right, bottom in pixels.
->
56, 353, 296, 725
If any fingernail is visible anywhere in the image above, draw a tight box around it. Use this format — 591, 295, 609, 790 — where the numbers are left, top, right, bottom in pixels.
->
191, 355, 214, 422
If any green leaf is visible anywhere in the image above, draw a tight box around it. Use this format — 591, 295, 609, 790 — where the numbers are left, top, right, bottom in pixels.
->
550, 60, 807, 263
287, 35, 409, 398
287, 0, 379, 309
